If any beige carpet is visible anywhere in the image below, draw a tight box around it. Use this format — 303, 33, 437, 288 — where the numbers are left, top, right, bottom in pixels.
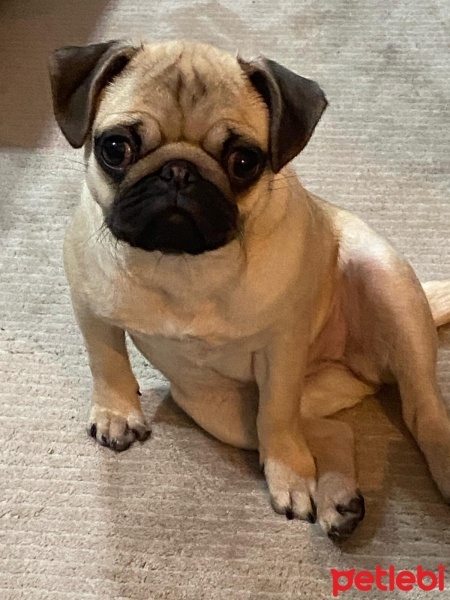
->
1, 1, 450, 598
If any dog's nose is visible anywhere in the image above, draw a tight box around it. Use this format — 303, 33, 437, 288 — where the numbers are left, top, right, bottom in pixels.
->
159, 160, 199, 188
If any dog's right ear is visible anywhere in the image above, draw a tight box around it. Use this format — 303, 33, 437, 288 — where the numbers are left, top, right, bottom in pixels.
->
49, 40, 139, 148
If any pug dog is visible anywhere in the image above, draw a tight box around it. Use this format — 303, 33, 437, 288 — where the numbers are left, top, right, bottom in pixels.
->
50, 40, 450, 540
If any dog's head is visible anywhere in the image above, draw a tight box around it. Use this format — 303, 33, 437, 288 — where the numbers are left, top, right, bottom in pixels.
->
50, 40, 327, 255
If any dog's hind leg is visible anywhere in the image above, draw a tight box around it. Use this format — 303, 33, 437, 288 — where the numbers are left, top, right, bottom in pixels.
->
298, 365, 372, 539
304, 417, 365, 540
392, 313, 450, 503
343, 253, 450, 502
169, 381, 260, 450
301, 362, 376, 418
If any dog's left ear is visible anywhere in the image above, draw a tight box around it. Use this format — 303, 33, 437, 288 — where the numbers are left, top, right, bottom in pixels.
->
239, 56, 327, 173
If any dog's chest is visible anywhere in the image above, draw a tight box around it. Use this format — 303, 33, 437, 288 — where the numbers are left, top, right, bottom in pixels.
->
95, 272, 265, 383
130, 330, 257, 384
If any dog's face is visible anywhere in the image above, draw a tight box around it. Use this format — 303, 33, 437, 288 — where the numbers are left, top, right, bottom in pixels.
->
50, 40, 327, 255
90, 42, 270, 255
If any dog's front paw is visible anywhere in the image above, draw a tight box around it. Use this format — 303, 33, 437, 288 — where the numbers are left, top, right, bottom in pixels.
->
88, 404, 151, 452
315, 473, 365, 541
262, 443, 317, 521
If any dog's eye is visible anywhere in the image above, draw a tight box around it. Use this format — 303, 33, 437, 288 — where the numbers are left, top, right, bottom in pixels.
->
100, 135, 134, 169
229, 148, 261, 179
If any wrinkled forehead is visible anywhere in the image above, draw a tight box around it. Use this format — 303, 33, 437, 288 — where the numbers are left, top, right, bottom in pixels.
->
95, 42, 269, 149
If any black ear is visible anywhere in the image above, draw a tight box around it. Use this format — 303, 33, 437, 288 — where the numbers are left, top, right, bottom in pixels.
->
239, 56, 327, 173
49, 40, 139, 148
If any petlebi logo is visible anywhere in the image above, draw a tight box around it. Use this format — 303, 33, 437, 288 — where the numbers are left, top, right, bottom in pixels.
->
331, 565, 446, 597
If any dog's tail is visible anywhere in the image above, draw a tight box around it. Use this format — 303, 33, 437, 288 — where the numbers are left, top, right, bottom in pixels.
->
423, 280, 450, 328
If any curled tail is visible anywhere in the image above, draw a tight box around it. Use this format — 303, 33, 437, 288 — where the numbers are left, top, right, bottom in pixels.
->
423, 280, 450, 328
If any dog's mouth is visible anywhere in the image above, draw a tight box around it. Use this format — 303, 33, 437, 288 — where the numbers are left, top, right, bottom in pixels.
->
105, 161, 239, 255
133, 207, 226, 255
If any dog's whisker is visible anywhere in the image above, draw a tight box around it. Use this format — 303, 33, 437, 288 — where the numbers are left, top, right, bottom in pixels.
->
151, 252, 165, 282
60, 166, 86, 173
182, 254, 193, 284
268, 187, 289, 194
89, 221, 112, 248
60, 156, 87, 168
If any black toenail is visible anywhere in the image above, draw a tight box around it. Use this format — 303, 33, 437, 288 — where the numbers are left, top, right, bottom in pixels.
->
100, 435, 108, 445
285, 509, 295, 520
113, 439, 130, 452
309, 497, 317, 521
132, 428, 151, 442
109, 437, 131, 452
337, 493, 365, 517
328, 526, 341, 541
307, 511, 316, 523
357, 492, 366, 518
137, 388, 142, 396
89, 424, 97, 438
347, 497, 362, 513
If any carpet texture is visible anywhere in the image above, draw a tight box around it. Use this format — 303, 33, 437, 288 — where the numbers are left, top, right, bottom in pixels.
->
1, 1, 450, 598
